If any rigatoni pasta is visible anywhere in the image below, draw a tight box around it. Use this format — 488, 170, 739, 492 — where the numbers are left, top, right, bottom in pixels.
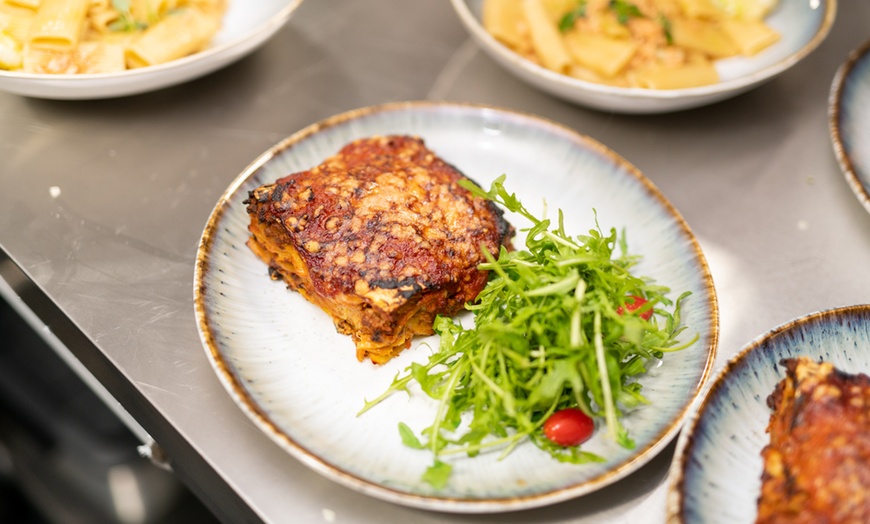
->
522, 0, 573, 73
28, 0, 90, 51
0, 0, 227, 74
482, 0, 780, 89
125, 7, 220, 68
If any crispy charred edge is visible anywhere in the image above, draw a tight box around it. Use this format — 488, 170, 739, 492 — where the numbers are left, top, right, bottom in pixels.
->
244, 180, 292, 224
445, 163, 515, 250
765, 357, 869, 428
756, 357, 870, 523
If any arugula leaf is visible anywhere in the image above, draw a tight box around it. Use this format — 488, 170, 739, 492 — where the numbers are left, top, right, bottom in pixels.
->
659, 14, 674, 45
360, 175, 695, 488
610, 0, 643, 24
558, 0, 587, 33
421, 460, 452, 489
398, 422, 425, 449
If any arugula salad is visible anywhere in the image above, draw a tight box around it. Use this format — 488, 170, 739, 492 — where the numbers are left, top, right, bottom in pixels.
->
359, 175, 696, 489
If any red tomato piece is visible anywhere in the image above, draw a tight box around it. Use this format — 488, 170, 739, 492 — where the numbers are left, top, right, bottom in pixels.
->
616, 295, 653, 320
543, 408, 594, 447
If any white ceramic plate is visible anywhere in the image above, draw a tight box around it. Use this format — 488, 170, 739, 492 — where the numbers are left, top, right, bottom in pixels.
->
0, 0, 302, 100
829, 38, 870, 214
667, 304, 870, 523
194, 101, 719, 512
451, 0, 836, 114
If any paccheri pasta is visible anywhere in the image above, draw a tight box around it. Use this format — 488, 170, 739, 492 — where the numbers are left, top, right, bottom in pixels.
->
483, 0, 780, 89
0, 0, 226, 74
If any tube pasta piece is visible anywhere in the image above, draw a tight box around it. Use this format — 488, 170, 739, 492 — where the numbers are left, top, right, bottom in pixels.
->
483, 0, 526, 50
87, 2, 121, 34
125, 7, 220, 68
522, 0, 572, 73
669, 17, 738, 58
720, 18, 779, 55
29, 0, 90, 51
23, 40, 125, 73
676, 0, 725, 20
4, 0, 40, 10
712, 0, 777, 21
563, 31, 637, 77
631, 62, 718, 89
0, 8, 33, 42
0, 30, 21, 68
131, 0, 166, 23
540, 0, 576, 20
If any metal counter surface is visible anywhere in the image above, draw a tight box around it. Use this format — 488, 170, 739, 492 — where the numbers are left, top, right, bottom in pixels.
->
1, 1, 869, 522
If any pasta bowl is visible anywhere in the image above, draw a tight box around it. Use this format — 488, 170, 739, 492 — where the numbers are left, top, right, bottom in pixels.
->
450, 0, 836, 114
0, 0, 302, 100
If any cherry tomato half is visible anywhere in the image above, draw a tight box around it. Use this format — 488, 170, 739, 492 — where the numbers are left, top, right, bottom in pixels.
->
616, 295, 653, 321
543, 408, 595, 447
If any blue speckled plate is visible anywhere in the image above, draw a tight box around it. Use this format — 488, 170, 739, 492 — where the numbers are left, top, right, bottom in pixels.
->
667, 304, 870, 523
194, 101, 718, 512
830, 38, 870, 214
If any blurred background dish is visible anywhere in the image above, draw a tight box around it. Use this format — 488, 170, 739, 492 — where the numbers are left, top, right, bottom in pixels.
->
450, 0, 836, 114
666, 304, 870, 523
829, 37, 870, 215
0, 0, 303, 100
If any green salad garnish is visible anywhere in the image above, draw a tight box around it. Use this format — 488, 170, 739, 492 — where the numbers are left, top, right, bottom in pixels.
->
359, 175, 696, 489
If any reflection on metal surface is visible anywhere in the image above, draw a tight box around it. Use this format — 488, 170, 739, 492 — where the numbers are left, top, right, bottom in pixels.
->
0, 254, 151, 445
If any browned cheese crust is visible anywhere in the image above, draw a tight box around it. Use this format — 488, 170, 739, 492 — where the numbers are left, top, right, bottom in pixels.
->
244, 135, 513, 364
756, 357, 870, 524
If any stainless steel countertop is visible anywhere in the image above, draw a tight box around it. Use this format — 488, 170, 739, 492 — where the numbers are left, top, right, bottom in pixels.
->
2, 1, 869, 522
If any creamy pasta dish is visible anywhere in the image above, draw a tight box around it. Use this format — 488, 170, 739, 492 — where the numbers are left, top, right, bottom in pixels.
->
483, 0, 780, 89
0, 0, 227, 74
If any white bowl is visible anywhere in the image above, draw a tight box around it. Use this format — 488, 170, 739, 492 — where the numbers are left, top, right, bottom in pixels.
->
450, 0, 836, 114
0, 0, 303, 100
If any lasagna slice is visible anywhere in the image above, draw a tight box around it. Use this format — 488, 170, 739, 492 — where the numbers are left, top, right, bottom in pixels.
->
244, 135, 513, 364
757, 357, 870, 524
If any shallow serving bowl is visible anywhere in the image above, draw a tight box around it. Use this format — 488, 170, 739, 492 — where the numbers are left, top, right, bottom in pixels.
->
450, 0, 836, 114
0, 0, 302, 100
667, 304, 870, 523
194, 101, 719, 512
829, 37, 870, 215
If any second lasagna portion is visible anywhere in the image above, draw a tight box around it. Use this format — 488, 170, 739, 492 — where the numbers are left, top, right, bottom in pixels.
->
757, 357, 870, 524
245, 135, 514, 364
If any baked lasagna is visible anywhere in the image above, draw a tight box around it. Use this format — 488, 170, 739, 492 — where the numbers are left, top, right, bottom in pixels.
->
244, 135, 513, 364
756, 357, 870, 524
